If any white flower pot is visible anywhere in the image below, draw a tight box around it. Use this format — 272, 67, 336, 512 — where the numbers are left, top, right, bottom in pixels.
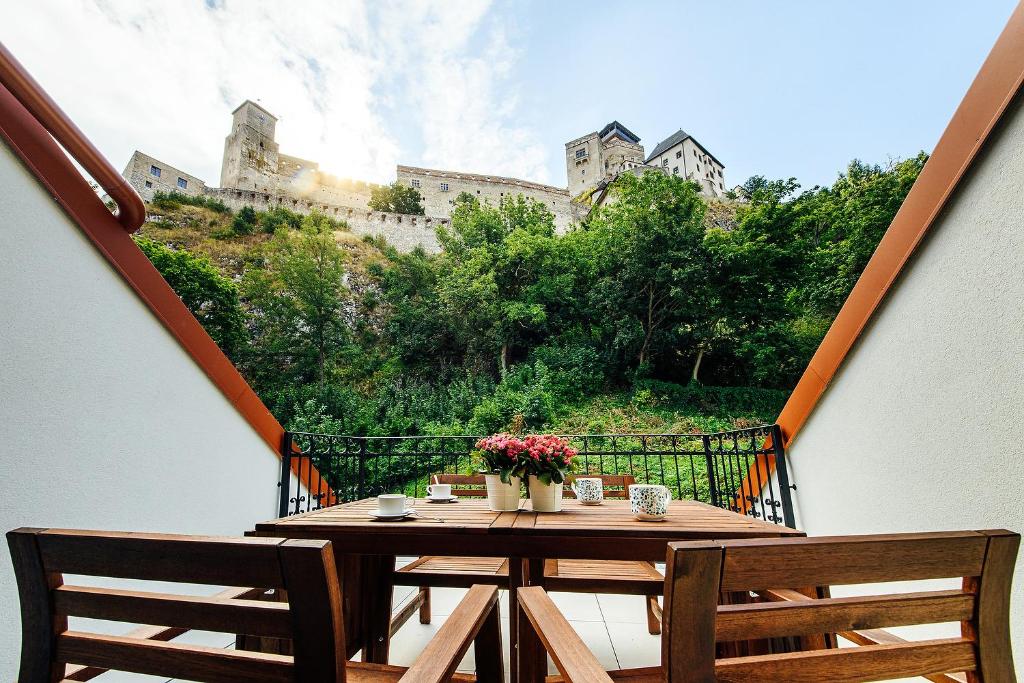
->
528, 476, 563, 512
484, 474, 522, 511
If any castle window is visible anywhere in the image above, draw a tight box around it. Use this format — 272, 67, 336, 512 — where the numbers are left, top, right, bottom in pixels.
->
673, 166, 679, 174
676, 150, 682, 158
411, 179, 421, 188
150, 165, 161, 177
440, 182, 449, 192
662, 159, 668, 167
144, 181, 152, 188
177, 177, 188, 189
575, 148, 587, 159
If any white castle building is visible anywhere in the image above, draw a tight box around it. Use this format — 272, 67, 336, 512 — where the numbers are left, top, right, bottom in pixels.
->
122, 101, 726, 252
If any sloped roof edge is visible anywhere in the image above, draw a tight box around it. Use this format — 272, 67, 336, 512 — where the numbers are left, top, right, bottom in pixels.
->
0, 50, 286, 457
776, 2, 1024, 447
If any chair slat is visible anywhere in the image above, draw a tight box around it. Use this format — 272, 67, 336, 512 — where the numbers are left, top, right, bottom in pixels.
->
53, 585, 292, 638
56, 632, 293, 683
716, 590, 975, 642
36, 529, 287, 587
714, 638, 976, 682
719, 532, 988, 590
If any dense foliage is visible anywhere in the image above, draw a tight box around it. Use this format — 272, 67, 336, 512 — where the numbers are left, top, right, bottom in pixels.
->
138, 154, 926, 437
368, 181, 425, 215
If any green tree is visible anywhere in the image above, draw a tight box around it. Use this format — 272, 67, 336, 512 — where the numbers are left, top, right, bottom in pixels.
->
135, 237, 248, 359
242, 212, 351, 386
587, 170, 710, 375
368, 181, 425, 215
436, 195, 568, 374
232, 205, 258, 235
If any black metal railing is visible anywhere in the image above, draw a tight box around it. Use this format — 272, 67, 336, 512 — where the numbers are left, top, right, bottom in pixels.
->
278, 425, 795, 527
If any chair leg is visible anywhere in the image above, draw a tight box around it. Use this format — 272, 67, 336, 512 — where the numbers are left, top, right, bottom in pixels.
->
646, 595, 662, 635
418, 586, 432, 624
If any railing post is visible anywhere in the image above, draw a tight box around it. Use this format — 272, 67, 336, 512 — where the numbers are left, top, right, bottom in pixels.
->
770, 424, 796, 529
278, 431, 292, 518
357, 437, 367, 500
702, 434, 719, 508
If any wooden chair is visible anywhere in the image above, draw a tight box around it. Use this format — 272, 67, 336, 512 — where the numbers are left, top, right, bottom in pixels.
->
518, 530, 1019, 682
8, 527, 504, 683
394, 474, 663, 635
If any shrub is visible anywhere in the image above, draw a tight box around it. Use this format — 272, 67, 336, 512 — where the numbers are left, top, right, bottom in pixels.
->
152, 190, 230, 214
232, 206, 258, 235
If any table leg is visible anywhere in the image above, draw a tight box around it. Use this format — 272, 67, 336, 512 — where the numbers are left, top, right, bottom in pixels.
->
514, 558, 547, 683
359, 554, 396, 663
509, 557, 523, 683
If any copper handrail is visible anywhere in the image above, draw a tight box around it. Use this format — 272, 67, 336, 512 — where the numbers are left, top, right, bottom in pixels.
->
0, 41, 145, 232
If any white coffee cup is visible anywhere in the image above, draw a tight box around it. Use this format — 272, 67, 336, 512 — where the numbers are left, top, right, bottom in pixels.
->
378, 493, 408, 515
629, 484, 672, 521
427, 483, 452, 499
571, 477, 603, 505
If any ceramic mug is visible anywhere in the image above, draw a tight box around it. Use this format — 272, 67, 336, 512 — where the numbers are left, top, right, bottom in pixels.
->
427, 483, 452, 499
378, 493, 408, 515
629, 484, 672, 520
571, 477, 603, 505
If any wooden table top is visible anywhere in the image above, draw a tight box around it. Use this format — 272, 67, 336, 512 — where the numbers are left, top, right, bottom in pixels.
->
255, 499, 800, 560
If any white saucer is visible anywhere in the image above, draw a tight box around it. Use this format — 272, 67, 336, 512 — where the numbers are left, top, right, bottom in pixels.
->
426, 495, 458, 503
368, 508, 415, 520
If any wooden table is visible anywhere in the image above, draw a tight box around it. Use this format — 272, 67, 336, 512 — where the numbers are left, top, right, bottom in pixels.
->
254, 497, 801, 682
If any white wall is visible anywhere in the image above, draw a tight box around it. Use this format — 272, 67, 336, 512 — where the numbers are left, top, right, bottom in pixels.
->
0, 139, 285, 677
786, 94, 1024, 669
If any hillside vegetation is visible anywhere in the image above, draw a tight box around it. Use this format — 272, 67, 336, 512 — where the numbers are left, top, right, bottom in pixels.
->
135, 156, 925, 437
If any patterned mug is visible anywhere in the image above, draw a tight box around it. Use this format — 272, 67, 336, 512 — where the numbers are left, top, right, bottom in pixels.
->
571, 477, 603, 505
629, 484, 672, 521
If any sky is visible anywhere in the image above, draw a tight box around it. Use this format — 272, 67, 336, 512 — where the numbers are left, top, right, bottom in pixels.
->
1, 1, 1018, 191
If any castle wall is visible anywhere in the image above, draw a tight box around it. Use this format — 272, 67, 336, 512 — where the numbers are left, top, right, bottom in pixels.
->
122, 150, 207, 201
396, 165, 573, 233
565, 132, 601, 199
206, 187, 443, 253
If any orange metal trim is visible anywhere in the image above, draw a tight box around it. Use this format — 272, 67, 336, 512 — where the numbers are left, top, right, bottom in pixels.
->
0, 42, 144, 232
738, 1, 1024, 514
0, 44, 329, 500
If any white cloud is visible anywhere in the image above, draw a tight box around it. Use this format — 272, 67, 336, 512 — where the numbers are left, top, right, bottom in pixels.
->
0, 0, 549, 186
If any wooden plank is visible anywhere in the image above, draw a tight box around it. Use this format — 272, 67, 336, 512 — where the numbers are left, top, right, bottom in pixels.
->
53, 585, 291, 638
714, 638, 976, 682
661, 541, 722, 682
359, 554, 396, 664
718, 532, 988, 591
6, 528, 66, 683
716, 590, 975, 641
840, 630, 967, 683
398, 585, 499, 683
965, 529, 1019, 683
276, 539, 347, 682
36, 529, 287, 587
517, 587, 614, 683
56, 632, 293, 683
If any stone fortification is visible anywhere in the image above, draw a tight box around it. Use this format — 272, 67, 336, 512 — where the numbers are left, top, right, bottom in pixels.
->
206, 187, 443, 253
396, 165, 573, 233
122, 99, 727, 253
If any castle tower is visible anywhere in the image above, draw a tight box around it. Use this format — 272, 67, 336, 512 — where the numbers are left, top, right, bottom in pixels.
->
564, 121, 644, 198
220, 100, 281, 191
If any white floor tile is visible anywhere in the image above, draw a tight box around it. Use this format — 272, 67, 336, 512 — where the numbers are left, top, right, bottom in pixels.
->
548, 591, 603, 621
596, 593, 649, 624
605, 619, 661, 669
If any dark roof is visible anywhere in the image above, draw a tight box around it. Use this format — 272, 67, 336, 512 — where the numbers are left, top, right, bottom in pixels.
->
645, 129, 724, 167
599, 121, 640, 144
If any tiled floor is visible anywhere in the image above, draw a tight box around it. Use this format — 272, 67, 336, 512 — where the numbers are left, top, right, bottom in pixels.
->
387, 583, 662, 677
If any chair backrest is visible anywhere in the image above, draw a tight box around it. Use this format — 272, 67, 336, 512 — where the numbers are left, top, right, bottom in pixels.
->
661, 530, 1019, 683
564, 474, 636, 499
7, 527, 347, 683
433, 473, 490, 497
432, 473, 638, 499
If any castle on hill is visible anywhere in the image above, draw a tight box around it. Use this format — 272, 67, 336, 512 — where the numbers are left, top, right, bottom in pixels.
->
122, 100, 725, 252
